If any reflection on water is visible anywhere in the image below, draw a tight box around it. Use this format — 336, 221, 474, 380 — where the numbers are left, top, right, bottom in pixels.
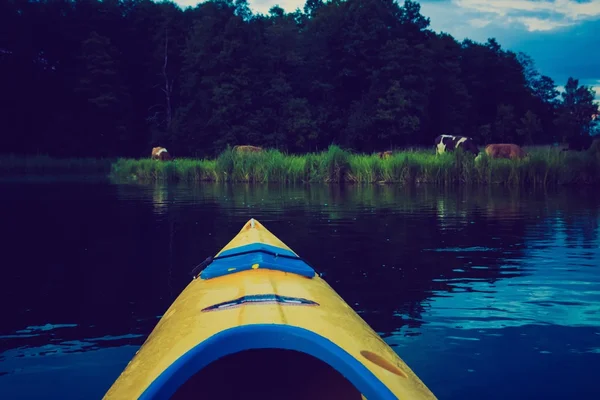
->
0, 181, 599, 399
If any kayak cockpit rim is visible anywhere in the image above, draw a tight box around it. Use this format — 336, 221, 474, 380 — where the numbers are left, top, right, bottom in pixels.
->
190, 242, 320, 280
138, 324, 399, 400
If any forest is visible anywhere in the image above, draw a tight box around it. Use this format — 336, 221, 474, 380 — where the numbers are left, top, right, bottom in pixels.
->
2, 0, 599, 159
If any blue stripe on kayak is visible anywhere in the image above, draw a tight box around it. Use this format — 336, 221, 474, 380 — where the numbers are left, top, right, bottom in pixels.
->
200, 243, 315, 280
138, 324, 398, 400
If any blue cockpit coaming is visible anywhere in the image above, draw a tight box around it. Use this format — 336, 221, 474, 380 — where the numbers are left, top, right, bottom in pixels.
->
138, 324, 398, 400
200, 243, 316, 280
217, 243, 297, 259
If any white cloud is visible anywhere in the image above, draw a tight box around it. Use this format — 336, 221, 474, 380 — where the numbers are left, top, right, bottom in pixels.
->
249, 0, 306, 14
454, 0, 600, 31
513, 16, 573, 31
468, 17, 494, 28
171, 0, 306, 14
171, 0, 201, 8
455, 0, 600, 20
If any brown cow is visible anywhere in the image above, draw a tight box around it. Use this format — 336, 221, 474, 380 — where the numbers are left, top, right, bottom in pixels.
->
233, 145, 263, 153
377, 150, 393, 159
484, 144, 528, 160
151, 146, 172, 161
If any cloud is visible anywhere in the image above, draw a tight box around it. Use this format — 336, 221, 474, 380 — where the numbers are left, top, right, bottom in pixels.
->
516, 16, 573, 31
419, 1, 600, 102
454, 0, 600, 32
247, 0, 306, 14
508, 19, 600, 99
468, 17, 494, 28
171, 0, 202, 8
171, 0, 306, 15
421, 0, 600, 36
589, 81, 600, 104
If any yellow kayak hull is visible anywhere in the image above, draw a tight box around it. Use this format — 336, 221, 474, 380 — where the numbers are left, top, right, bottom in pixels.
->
104, 218, 436, 399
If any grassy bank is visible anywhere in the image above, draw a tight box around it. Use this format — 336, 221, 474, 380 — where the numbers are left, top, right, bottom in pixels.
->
2, 143, 600, 186
110, 144, 600, 186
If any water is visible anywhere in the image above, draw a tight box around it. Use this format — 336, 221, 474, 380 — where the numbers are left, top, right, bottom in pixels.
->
1, 180, 599, 399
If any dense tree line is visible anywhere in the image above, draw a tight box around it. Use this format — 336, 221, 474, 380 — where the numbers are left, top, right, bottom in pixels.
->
1, 0, 598, 158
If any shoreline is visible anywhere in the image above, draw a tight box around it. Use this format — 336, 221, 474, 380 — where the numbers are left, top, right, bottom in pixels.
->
1, 145, 599, 186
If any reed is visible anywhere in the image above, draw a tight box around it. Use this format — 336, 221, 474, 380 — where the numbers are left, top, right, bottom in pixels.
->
110, 144, 600, 186
111, 157, 218, 182
3, 144, 599, 186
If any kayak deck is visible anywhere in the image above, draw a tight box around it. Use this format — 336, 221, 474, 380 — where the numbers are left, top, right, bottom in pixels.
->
103, 218, 436, 400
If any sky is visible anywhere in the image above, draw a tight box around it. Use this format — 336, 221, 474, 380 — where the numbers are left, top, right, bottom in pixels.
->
171, 0, 600, 103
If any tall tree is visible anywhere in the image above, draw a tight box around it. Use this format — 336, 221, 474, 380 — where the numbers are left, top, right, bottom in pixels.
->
74, 31, 132, 157
517, 110, 542, 146
493, 104, 518, 143
554, 78, 599, 141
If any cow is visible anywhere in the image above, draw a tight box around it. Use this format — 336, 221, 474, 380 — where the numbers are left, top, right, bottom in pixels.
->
233, 145, 263, 153
484, 143, 528, 160
151, 146, 172, 161
434, 135, 479, 156
562, 135, 594, 152
377, 150, 393, 159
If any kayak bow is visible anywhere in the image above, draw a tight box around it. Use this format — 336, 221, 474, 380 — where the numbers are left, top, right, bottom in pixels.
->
104, 218, 436, 400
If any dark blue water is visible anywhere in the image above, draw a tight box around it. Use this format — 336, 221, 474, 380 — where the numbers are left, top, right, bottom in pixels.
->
1, 180, 599, 399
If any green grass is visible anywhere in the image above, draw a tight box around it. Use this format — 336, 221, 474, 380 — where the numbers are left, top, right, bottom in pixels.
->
2, 144, 600, 186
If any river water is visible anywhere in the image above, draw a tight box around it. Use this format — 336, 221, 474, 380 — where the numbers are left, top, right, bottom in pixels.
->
0, 179, 599, 399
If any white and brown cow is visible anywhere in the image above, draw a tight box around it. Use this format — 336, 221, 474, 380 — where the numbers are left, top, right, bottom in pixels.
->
434, 135, 479, 156
151, 146, 172, 161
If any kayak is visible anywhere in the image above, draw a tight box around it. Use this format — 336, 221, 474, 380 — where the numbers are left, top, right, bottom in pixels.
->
104, 218, 436, 400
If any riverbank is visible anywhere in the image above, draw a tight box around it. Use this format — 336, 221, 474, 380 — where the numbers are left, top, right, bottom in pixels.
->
2, 145, 600, 186
107, 144, 600, 186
